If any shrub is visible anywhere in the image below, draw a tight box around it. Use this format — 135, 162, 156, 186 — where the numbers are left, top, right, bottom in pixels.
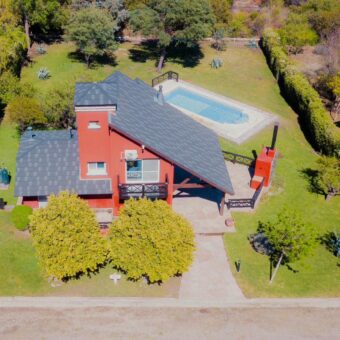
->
262, 29, 340, 156
0, 72, 35, 104
29, 191, 108, 280
37, 67, 50, 80
5, 97, 46, 132
108, 198, 195, 283
36, 45, 46, 55
11, 205, 33, 231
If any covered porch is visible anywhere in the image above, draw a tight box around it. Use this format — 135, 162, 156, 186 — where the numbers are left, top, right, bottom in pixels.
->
173, 161, 259, 234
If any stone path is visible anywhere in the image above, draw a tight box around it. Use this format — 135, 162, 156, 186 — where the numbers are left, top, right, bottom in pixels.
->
179, 235, 244, 301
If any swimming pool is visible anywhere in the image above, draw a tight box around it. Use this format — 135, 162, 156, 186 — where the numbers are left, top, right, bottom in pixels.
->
165, 87, 248, 124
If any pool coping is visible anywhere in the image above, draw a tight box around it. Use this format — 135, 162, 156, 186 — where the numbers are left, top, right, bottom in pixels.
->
158, 80, 278, 144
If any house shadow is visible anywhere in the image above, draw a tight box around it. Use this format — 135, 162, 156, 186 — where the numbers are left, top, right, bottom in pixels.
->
173, 166, 223, 211
128, 40, 204, 68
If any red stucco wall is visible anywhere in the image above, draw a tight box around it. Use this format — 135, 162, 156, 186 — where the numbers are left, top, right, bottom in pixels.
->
80, 195, 113, 208
23, 197, 39, 208
76, 109, 174, 215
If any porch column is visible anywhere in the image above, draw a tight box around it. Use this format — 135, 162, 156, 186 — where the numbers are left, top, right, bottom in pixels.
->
219, 192, 226, 216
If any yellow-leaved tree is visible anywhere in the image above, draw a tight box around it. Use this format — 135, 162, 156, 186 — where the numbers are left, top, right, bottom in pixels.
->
109, 198, 195, 283
30, 191, 108, 280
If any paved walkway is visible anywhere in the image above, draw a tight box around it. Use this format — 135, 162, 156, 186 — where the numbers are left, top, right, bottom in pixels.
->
173, 188, 235, 234
179, 235, 244, 300
173, 190, 245, 301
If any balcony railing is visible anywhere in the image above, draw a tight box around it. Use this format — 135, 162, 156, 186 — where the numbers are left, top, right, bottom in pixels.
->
118, 182, 168, 200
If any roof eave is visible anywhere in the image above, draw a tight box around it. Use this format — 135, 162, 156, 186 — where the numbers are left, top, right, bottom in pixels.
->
109, 123, 234, 195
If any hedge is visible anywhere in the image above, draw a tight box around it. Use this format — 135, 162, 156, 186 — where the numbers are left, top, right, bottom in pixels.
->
261, 30, 340, 156
11, 205, 33, 231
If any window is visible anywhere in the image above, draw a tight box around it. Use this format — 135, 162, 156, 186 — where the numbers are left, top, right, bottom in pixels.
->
88, 121, 101, 129
87, 162, 107, 175
38, 196, 48, 208
126, 159, 159, 183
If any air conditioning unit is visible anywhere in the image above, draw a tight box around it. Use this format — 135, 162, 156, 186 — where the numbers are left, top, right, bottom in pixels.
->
124, 150, 138, 161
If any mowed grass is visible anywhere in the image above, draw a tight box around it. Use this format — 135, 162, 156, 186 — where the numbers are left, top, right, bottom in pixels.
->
2, 40, 337, 297
0, 211, 180, 296
0, 121, 19, 205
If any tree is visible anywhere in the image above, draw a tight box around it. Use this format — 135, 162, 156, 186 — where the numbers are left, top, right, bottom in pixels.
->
71, 0, 129, 26
11, 0, 66, 49
5, 97, 46, 132
328, 72, 340, 120
209, 0, 232, 28
315, 156, 340, 200
0, 7, 27, 75
279, 13, 318, 54
29, 191, 108, 280
39, 81, 75, 128
129, 0, 215, 72
65, 7, 119, 67
0, 71, 35, 104
227, 12, 252, 38
259, 209, 317, 284
108, 198, 195, 283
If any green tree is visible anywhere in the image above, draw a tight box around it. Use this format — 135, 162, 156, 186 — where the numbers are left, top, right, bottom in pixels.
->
71, 0, 129, 26
11, 0, 66, 48
0, 10, 27, 75
279, 13, 318, 54
30, 191, 108, 280
259, 209, 317, 284
108, 198, 195, 283
316, 156, 340, 200
65, 7, 118, 67
328, 72, 340, 119
209, 0, 232, 28
5, 96, 46, 132
0, 71, 35, 104
227, 12, 252, 38
129, 0, 215, 71
39, 81, 75, 128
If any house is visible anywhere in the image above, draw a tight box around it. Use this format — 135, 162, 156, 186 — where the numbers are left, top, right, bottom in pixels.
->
15, 71, 234, 215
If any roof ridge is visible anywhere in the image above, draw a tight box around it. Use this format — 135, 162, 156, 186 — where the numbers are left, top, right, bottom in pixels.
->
75, 83, 98, 106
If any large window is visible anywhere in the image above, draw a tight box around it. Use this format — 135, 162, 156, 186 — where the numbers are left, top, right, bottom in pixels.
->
126, 159, 159, 183
87, 162, 107, 175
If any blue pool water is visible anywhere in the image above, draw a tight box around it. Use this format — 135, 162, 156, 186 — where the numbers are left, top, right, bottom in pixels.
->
164, 87, 248, 124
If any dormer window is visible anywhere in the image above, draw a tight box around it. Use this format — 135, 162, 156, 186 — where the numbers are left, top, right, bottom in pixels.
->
88, 121, 101, 129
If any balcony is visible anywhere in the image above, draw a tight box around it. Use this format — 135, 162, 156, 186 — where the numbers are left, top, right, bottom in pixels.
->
118, 182, 168, 200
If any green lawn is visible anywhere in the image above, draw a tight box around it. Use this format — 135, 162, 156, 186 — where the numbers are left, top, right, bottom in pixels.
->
0, 121, 19, 205
0, 211, 179, 296
0, 40, 338, 297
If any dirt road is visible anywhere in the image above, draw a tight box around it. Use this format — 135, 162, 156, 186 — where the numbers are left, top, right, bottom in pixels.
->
1, 304, 339, 339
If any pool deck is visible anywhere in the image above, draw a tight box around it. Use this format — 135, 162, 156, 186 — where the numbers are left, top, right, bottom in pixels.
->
159, 79, 277, 144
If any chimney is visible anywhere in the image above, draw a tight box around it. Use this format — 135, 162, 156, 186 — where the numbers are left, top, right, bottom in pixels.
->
155, 85, 164, 105
27, 126, 36, 140
69, 127, 73, 139
271, 122, 279, 150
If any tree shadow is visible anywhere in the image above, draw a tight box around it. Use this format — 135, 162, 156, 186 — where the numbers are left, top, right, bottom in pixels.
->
320, 231, 340, 257
128, 40, 204, 68
300, 168, 326, 196
67, 50, 117, 68
286, 264, 299, 273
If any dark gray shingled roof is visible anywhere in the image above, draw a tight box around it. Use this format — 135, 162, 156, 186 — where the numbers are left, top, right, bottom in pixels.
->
76, 71, 234, 194
15, 130, 112, 197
